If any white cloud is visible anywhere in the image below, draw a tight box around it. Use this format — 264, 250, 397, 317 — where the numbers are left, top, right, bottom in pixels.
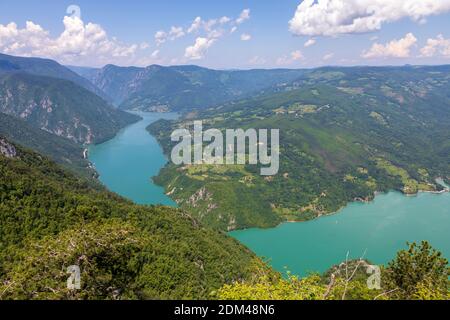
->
240, 33, 252, 41
249, 56, 266, 65
140, 42, 150, 50
169, 26, 185, 40
236, 9, 251, 24
0, 16, 138, 66
155, 26, 185, 46
208, 29, 224, 39
277, 50, 304, 65
420, 34, 450, 58
180, 9, 251, 60
362, 33, 417, 58
187, 17, 219, 34
323, 53, 335, 61
151, 49, 160, 58
219, 16, 231, 24
185, 37, 216, 60
188, 17, 203, 33
291, 50, 304, 60
304, 38, 316, 47
155, 30, 167, 46
289, 0, 450, 37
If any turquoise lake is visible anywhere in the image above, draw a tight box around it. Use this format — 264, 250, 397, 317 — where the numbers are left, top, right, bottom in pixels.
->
89, 113, 450, 276
231, 191, 450, 276
89, 112, 178, 206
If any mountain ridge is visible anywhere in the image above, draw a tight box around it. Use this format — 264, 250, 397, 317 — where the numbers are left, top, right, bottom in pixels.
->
0, 53, 111, 102
0, 72, 140, 144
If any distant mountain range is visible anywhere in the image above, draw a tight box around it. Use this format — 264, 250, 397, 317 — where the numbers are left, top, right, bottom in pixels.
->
0, 54, 140, 145
70, 64, 306, 112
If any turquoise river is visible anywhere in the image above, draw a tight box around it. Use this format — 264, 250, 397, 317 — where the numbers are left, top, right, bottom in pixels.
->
89, 112, 450, 276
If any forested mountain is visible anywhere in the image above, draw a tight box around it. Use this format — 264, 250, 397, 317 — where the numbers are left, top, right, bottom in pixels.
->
76, 64, 306, 111
0, 138, 258, 299
0, 113, 91, 175
0, 72, 140, 144
149, 65, 450, 231
0, 53, 109, 101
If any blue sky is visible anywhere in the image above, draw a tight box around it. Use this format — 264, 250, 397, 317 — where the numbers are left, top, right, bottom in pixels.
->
1, 0, 450, 68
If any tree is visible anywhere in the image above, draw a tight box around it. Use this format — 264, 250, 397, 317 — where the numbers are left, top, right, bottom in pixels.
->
384, 241, 449, 300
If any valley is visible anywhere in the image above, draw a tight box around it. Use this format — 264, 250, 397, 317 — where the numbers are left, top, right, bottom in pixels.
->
0, 53, 449, 301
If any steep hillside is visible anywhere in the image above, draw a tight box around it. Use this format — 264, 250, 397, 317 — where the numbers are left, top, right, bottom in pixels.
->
0, 113, 92, 175
0, 73, 140, 144
148, 65, 450, 230
0, 138, 257, 299
81, 64, 305, 111
0, 53, 109, 101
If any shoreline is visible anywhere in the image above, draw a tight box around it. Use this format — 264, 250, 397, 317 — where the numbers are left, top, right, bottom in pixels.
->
231, 186, 450, 233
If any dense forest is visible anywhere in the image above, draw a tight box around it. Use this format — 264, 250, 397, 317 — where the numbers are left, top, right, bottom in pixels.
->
0, 138, 258, 299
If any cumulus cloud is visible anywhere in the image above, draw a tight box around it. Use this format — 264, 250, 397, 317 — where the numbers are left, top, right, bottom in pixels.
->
304, 38, 316, 47
323, 53, 334, 61
420, 34, 450, 58
289, 0, 450, 37
185, 37, 216, 60
154, 30, 167, 46
187, 17, 219, 34
169, 26, 185, 40
180, 9, 251, 60
0, 16, 138, 66
154, 26, 185, 46
236, 9, 251, 24
362, 33, 417, 58
187, 17, 203, 33
240, 33, 252, 41
276, 50, 304, 65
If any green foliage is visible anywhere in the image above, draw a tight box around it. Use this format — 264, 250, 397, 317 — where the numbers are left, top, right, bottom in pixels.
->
0, 113, 92, 176
217, 263, 326, 300
218, 242, 449, 301
2, 220, 142, 300
384, 241, 450, 300
0, 140, 258, 300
